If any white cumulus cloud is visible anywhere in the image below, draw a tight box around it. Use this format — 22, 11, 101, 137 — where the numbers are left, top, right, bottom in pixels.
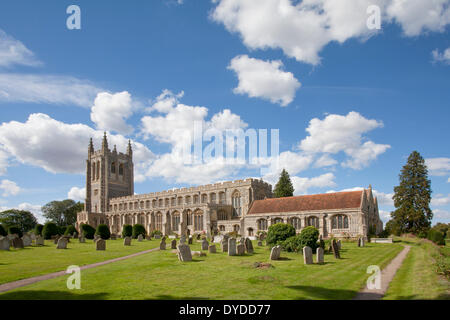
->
91, 91, 134, 134
0, 179, 21, 197
68, 187, 86, 202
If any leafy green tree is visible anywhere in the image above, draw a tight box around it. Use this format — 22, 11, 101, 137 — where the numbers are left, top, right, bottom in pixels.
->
0, 209, 37, 232
390, 151, 433, 235
42, 222, 59, 239
273, 169, 294, 198
41, 200, 83, 226
0, 224, 7, 236
8, 226, 23, 238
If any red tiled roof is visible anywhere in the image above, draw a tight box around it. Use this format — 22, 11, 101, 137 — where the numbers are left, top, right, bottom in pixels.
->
248, 191, 363, 215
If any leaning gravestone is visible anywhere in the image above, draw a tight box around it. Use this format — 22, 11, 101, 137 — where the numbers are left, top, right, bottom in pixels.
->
171, 239, 177, 249
201, 239, 209, 251
221, 238, 228, 253
56, 237, 68, 249
0, 236, 10, 250
177, 243, 192, 262
160, 238, 166, 250
96, 239, 106, 251
124, 236, 132, 246
138, 234, 143, 242
22, 234, 32, 247
270, 245, 281, 260
228, 238, 237, 256
303, 246, 313, 265
35, 235, 44, 246
53, 236, 60, 245
237, 243, 245, 256
316, 247, 324, 264
208, 244, 216, 253
331, 239, 340, 259
245, 238, 254, 254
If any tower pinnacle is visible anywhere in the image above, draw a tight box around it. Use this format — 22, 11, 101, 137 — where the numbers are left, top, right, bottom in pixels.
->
102, 132, 108, 152
127, 140, 133, 157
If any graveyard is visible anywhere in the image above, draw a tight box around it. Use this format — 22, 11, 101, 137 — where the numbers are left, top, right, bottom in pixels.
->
0, 238, 406, 300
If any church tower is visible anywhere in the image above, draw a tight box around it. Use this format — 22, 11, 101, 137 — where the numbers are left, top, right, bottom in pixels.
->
85, 133, 134, 215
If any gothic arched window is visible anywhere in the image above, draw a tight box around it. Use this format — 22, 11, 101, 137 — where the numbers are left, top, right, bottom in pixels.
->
307, 216, 319, 229
119, 163, 124, 176
257, 219, 268, 231
290, 217, 301, 230
332, 215, 349, 229
232, 191, 242, 217
217, 210, 227, 220
111, 162, 116, 174
193, 210, 203, 231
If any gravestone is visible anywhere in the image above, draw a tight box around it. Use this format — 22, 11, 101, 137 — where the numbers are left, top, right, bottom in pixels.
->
303, 246, 313, 265
208, 244, 216, 253
257, 240, 263, 246
188, 236, 193, 245
8, 234, 18, 240
30, 233, 36, 241
94, 234, 100, 241
138, 234, 143, 242
221, 238, 228, 253
228, 238, 237, 256
331, 239, 340, 259
0, 236, 10, 250
154, 234, 161, 239
12, 237, 24, 249
35, 235, 44, 246
160, 239, 166, 250
316, 247, 324, 264
110, 234, 116, 240
53, 236, 60, 245
22, 234, 32, 247
177, 243, 192, 262
201, 239, 209, 251
171, 239, 177, 249
239, 237, 245, 245
270, 245, 281, 260
245, 238, 254, 254
56, 237, 68, 249
124, 236, 132, 246
79, 236, 86, 243
180, 235, 186, 244
96, 239, 106, 251
337, 240, 342, 250
237, 243, 245, 256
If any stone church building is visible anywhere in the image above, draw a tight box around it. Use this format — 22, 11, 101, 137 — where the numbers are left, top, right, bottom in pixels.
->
76, 135, 383, 239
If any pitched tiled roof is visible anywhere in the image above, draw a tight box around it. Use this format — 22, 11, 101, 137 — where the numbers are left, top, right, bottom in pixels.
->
247, 191, 363, 215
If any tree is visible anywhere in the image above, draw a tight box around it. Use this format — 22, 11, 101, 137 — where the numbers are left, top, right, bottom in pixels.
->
0, 224, 6, 236
273, 169, 294, 198
41, 200, 83, 226
390, 151, 433, 235
42, 222, 59, 239
0, 209, 37, 232
34, 224, 44, 236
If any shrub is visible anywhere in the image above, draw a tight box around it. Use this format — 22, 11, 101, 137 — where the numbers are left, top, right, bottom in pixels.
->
8, 226, 23, 238
0, 224, 7, 237
58, 225, 67, 235
95, 224, 111, 240
132, 224, 146, 239
42, 222, 59, 240
226, 231, 239, 238
122, 224, 133, 238
150, 230, 162, 237
81, 224, 96, 239
418, 231, 427, 239
64, 225, 77, 236
34, 224, 44, 236
299, 226, 320, 251
281, 235, 302, 252
428, 229, 445, 245
266, 223, 296, 247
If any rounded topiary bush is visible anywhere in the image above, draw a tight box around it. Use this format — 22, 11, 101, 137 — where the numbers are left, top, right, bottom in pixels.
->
42, 222, 59, 240
122, 224, 133, 238
266, 223, 296, 247
34, 224, 44, 236
132, 224, 146, 239
0, 224, 7, 237
81, 224, 96, 239
64, 225, 77, 236
299, 226, 320, 251
95, 224, 111, 240
281, 235, 302, 252
8, 226, 23, 238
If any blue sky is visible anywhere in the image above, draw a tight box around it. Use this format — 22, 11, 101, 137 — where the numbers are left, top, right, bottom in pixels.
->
0, 0, 449, 224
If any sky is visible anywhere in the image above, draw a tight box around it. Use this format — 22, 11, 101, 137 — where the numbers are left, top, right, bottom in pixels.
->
0, 0, 449, 225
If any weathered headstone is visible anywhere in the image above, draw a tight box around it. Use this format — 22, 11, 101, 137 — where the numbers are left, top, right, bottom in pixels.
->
138, 234, 143, 242
110, 234, 116, 240
331, 239, 340, 259
188, 236, 193, 245
8, 234, 18, 241
35, 235, 44, 246
56, 237, 67, 249
337, 239, 342, 250
22, 234, 32, 247
124, 236, 132, 246
30, 233, 36, 241
53, 236, 60, 244
208, 244, 216, 253
245, 238, 254, 254
221, 238, 228, 252
303, 246, 313, 265
228, 238, 237, 256
79, 236, 86, 243
171, 239, 177, 249
154, 234, 161, 239
177, 243, 192, 262
0, 236, 10, 250
316, 247, 324, 264
160, 239, 166, 250
180, 235, 186, 244
270, 245, 281, 260
12, 237, 24, 249
257, 240, 263, 246
239, 237, 245, 245
96, 239, 106, 251
201, 239, 209, 251
237, 243, 245, 256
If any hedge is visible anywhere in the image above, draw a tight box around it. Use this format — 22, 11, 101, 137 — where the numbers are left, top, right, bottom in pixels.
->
81, 224, 96, 239
266, 223, 296, 247
64, 225, 77, 236
95, 224, 111, 240
122, 224, 133, 238
427, 229, 445, 245
132, 224, 146, 239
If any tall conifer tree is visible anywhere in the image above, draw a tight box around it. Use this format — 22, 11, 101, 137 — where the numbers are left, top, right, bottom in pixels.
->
273, 169, 294, 198
390, 151, 433, 234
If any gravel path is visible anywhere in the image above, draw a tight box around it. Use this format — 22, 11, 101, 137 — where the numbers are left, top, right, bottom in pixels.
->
0, 247, 159, 293
354, 245, 411, 300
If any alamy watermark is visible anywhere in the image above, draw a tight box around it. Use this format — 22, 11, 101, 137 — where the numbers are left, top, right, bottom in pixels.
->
366, 265, 381, 290
66, 5, 81, 30
66, 265, 81, 290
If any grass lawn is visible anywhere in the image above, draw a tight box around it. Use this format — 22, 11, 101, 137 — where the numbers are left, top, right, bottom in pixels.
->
384, 237, 450, 300
0, 241, 403, 300
0, 239, 160, 284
